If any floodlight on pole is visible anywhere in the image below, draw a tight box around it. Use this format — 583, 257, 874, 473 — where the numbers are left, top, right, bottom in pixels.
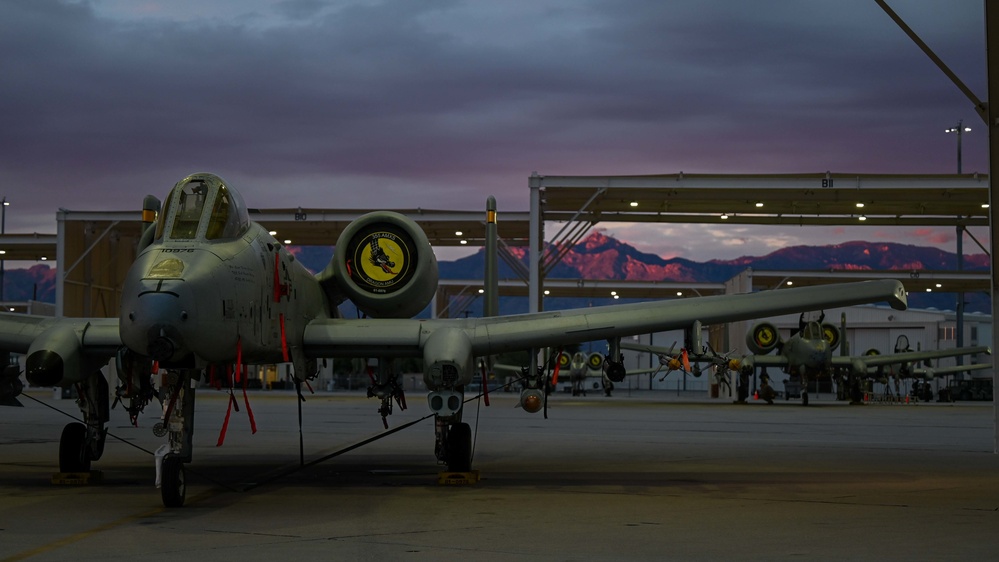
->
944, 119, 972, 173
944, 120, 972, 366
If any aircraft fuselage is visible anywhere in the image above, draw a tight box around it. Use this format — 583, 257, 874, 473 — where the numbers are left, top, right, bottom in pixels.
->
118, 175, 330, 375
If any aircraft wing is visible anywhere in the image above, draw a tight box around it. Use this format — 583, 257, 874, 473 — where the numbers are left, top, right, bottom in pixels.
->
0, 314, 120, 356
738, 355, 790, 369
304, 279, 906, 358
911, 363, 992, 378
849, 346, 991, 368
620, 342, 678, 355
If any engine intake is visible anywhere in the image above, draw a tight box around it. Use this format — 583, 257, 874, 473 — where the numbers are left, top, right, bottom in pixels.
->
25, 324, 104, 387
320, 211, 438, 318
747, 322, 780, 354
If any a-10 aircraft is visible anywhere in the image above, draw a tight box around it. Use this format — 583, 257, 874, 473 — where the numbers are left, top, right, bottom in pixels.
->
0, 172, 909, 507
558, 351, 607, 396
739, 313, 990, 404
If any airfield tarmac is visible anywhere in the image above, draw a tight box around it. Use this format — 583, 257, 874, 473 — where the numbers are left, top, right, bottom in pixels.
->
2, 388, 998, 562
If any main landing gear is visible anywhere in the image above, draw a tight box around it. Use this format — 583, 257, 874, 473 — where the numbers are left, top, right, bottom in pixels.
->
59, 373, 110, 473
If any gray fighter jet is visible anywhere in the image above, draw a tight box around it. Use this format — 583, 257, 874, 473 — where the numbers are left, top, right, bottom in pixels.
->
740, 313, 989, 404
0, 172, 908, 507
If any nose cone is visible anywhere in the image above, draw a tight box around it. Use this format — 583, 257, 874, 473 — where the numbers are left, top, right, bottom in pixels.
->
120, 281, 194, 363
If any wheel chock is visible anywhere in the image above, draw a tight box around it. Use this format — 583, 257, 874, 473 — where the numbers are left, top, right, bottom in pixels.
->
438, 470, 480, 485
51, 471, 103, 485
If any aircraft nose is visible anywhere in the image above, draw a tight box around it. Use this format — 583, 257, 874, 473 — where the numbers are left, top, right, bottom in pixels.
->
146, 322, 183, 362
122, 282, 194, 363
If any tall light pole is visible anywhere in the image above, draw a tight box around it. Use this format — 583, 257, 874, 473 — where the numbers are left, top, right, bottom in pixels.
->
0, 197, 6, 302
945, 120, 972, 173
945, 121, 972, 365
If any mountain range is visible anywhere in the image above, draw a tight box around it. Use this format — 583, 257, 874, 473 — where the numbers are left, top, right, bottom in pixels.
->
4, 233, 990, 314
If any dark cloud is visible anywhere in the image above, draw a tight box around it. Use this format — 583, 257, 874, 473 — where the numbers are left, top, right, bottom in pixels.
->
0, 0, 986, 258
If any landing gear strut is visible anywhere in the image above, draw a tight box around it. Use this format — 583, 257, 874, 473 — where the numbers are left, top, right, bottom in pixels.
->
155, 369, 198, 508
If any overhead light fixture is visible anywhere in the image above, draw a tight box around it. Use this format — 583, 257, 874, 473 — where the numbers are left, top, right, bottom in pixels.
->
755, 202, 764, 208
0, 250, 6, 255
720, 213, 729, 220
925, 288, 932, 292
460, 240, 467, 245
41, 256, 48, 261
543, 290, 550, 296
478, 289, 484, 294
610, 291, 617, 296
269, 230, 277, 236
856, 202, 865, 208
983, 204, 990, 209
629, 201, 638, 207
613, 294, 620, 300
935, 283, 942, 288
284, 239, 292, 244
676, 291, 683, 297
858, 215, 867, 221
786, 281, 793, 286
455, 231, 463, 236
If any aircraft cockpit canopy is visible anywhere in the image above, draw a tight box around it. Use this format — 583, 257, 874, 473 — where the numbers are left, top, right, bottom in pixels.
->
155, 174, 249, 241
801, 321, 823, 342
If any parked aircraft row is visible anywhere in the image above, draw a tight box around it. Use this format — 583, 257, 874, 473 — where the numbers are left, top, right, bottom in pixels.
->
620, 312, 989, 405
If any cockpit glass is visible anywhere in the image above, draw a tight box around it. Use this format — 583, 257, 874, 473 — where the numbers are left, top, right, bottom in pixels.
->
205, 184, 249, 240
170, 181, 209, 240
802, 322, 822, 341
154, 188, 175, 241
160, 175, 250, 242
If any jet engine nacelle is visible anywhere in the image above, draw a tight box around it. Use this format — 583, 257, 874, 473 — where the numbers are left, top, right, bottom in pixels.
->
323, 211, 438, 319
746, 322, 780, 354
25, 324, 105, 387
820, 323, 841, 352
586, 352, 604, 371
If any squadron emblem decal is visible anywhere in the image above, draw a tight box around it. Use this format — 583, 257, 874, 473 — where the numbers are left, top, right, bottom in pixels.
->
349, 229, 414, 293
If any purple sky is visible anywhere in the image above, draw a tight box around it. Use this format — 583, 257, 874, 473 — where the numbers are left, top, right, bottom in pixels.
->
0, 0, 988, 261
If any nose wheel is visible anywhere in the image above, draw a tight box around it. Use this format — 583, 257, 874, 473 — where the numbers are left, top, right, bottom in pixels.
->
160, 454, 186, 508
445, 422, 472, 472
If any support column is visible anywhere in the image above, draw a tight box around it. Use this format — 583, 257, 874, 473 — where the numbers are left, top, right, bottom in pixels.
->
529, 173, 542, 313
56, 211, 65, 317
484, 196, 498, 317
956, 225, 965, 366
986, 1, 999, 454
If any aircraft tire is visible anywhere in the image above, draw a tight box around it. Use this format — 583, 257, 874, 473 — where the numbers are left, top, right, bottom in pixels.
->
59, 422, 91, 473
446, 422, 472, 472
161, 455, 186, 508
